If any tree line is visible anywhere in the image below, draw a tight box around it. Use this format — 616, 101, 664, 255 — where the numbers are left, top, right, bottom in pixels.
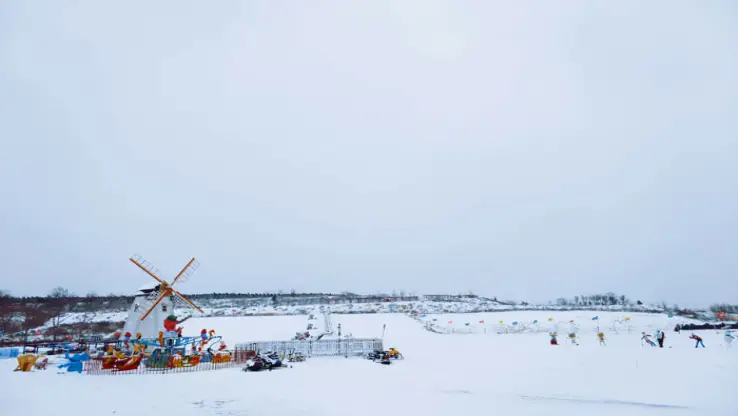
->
552, 293, 640, 307
709, 304, 738, 314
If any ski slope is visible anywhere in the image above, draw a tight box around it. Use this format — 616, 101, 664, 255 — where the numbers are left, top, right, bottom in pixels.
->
1, 312, 735, 416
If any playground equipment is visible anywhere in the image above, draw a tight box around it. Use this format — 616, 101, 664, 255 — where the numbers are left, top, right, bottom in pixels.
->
94, 323, 232, 373
86, 256, 234, 374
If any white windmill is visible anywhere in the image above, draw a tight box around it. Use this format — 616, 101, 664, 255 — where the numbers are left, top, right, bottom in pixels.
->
121, 255, 204, 339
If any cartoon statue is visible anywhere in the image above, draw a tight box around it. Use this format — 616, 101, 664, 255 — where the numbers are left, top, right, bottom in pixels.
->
641, 332, 657, 347
163, 315, 183, 338
14, 354, 38, 372
123, 332, 132, 352
597, 332, 606, 346
57, 350, 90, 373
34, 357, 49, 370
549, 332, 558, 345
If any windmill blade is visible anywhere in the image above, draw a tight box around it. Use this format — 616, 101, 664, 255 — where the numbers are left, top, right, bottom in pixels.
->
171, 257, 199, 286
130, 255, 165, 284
140, 290, 170, 321
172, 288, 204, 314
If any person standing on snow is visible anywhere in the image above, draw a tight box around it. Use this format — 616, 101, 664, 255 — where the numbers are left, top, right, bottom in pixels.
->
657, 330, 666, 348
597, 332, 606, 346
689, 333, 705, 348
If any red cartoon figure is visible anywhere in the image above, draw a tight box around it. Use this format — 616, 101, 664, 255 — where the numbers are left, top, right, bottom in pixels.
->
163, 315, 183, 338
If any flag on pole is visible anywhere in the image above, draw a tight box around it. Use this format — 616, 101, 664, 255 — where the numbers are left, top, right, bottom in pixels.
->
592, 316, 599, 321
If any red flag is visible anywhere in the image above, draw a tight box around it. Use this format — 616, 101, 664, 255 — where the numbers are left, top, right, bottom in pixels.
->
448, 320, 453, 324
479, 320, 485, 324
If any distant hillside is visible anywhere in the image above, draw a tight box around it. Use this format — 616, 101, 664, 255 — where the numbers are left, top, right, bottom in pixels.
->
3, 289, 709, 345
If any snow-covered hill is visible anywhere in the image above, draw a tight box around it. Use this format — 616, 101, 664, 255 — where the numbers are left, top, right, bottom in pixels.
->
46, 296, 677, 330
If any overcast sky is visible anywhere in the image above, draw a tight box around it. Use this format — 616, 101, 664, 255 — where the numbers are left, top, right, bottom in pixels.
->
1, 1, 736, 307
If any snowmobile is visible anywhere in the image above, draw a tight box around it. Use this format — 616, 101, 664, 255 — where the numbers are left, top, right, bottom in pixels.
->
378, 352, 392, 365
243, 356, 267, 372
387, 348, 403, 360
366, 350, 384, 361
262, 351, 283, 368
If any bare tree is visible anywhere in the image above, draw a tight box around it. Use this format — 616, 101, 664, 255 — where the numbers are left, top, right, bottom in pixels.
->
49, 286, 74, 299
20, 302, 46, 344
47, 287, 74, 341
0, 293, 20, 334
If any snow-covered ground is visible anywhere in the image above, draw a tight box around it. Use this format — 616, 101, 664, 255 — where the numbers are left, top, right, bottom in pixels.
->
416, 311, 703, 335
3, 312, 734, 416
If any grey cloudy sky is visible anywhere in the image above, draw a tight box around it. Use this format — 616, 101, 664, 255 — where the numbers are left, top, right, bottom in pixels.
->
1, 1, 736, 307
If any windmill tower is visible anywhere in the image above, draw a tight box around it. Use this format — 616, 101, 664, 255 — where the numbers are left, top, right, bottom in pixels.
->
121, 255, 204, 339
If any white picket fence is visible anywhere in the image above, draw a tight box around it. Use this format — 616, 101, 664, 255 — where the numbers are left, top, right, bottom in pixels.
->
235, 338, 383, 357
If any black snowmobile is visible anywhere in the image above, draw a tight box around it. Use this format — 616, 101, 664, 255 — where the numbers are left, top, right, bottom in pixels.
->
366, 350, 392, 365
243, 355, 267, 372
366, 350, 384, 361
262, 351, 283, 368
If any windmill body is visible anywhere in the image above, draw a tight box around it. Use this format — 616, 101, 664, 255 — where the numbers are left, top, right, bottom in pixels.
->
121, 284, 175, 339
121, 255, 203, 341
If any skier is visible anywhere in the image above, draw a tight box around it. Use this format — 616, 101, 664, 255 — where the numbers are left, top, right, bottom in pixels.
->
724, 330, 734, 348
689, 333, 705, 348
597, 332, 606, 346
549, 332, 558, 345
567, 332, 579, 346
641, 332, 656, 347
657, 330, 666, 348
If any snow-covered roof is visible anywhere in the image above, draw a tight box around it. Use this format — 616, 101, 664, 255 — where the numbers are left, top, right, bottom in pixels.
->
137, 282, 159, 293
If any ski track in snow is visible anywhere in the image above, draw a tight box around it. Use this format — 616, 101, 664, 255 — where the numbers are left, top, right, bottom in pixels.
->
1, 311, 733, 416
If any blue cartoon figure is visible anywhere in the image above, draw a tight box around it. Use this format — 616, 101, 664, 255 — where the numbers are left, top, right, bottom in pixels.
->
57, 349, 90, 373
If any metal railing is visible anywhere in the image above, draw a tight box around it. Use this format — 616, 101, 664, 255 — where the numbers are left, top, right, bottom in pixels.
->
236, 338, 382, 357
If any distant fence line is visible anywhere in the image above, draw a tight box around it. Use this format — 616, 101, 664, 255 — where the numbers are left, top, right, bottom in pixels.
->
236, 338, 383, 357
677, 323, 738, 331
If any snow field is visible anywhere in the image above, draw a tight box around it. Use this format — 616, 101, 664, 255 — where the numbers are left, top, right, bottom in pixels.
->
420, 311, 702, 335
1, 312, 735, 416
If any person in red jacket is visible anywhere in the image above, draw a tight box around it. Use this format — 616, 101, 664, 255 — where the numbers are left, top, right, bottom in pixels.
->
689, 333, 705, 348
